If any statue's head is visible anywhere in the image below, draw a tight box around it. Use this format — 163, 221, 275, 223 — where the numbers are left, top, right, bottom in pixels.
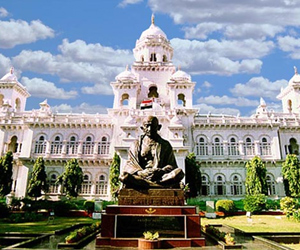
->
141, 116, 162, 138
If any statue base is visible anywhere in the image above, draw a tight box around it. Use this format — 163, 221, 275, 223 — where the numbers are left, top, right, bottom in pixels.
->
118, 188, 185, 206
96, 189, 205, 248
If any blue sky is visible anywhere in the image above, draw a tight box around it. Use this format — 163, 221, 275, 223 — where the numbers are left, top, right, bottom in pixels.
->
0, 0, 300, 116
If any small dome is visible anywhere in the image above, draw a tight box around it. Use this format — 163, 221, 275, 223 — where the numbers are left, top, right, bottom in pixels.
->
0, 67, 18, 82
289, 66, 300, 85
139, 14, 167, 41
115, 66, 136, 82
170, 69, 191, 82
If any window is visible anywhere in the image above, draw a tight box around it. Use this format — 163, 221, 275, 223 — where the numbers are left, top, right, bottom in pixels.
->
150, 53, 157, 62
98, 136, 110, 155
121, 93, 129, 106
212, 137, 224, 156
50, 136, 62, 154
49, 174, 59, 193
66, 136, 78, 155
80, 174, 92, 194
228, 137, 239, 156
163, 55, 167, 62
230, 175, 243, 195
34, 135, 46, 154
83, 136, 94, 155
267, 175, 276, 195
201, 175, 210, 196
260, 137, 271, 156
214, 175, 226, 195
9, 135, 19, 153
288, 99, 292, 113
148, 86, 159, 98
196, 137, 208, 156
0, 94, 4, 108
95, 174, 108, 195
177, 93, 186, 107
244, 137, 255, 156
15, 98, 21, 112
288, 138, 299, 155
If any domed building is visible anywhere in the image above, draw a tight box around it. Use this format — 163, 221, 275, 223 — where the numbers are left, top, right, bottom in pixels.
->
1, 15, 299, 200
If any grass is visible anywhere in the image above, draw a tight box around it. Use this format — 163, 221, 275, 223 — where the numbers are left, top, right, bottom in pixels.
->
202, 215, 300, 233
0, 216, 95, 234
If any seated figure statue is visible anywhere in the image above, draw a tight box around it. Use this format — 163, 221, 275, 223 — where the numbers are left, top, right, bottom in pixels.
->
119, 116, 184, 189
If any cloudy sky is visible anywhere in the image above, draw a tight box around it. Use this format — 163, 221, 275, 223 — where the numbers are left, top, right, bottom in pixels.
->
0, 0, 299, 116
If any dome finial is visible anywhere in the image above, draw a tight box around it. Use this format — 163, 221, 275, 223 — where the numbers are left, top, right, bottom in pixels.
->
178, 65, 181, 71
294, 66, 298, 75
126, 65, 129, 71
10, 67, 14, 74
151, 13, 155, 25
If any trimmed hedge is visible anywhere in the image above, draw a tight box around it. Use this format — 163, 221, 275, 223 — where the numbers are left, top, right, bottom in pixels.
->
216, 200, 235, 213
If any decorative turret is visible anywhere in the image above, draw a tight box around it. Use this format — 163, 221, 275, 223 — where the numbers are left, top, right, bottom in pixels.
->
0, 67, 30, 112
277, 66, 300, 113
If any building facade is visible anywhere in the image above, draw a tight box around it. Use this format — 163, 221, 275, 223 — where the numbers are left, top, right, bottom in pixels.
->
0, 16, 299, 200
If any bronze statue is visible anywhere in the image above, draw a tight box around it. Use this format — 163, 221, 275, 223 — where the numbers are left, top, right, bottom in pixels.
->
119, 116, 184, 189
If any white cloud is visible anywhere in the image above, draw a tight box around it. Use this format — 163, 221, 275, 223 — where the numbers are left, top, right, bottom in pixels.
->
21, 77, 78, 99
149, 0, 300, 38
230, 77, 288, 100
202, 81, 212, 88
118, 0, 143, 7
277, 36, 300, 59
0, 7, 9, 18
0, 19, 54, 48
171, 38, 269, 75
51, 102, 107, 114
0, 54, 12, 76
81, 84, 113, 95
194, 103, 240, 116
197, 95, 259, 107
12, 39, 133, 95
183, 23, 223, 40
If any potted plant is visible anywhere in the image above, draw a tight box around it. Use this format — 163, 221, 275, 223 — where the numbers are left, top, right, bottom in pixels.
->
138, 231, 161, 249
224, 233, 235, 245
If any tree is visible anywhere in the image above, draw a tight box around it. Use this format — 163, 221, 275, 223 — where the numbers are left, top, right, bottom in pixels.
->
0, 151, 13, 197
185, 152, 201, 197
27, 157, 48, 199
245, 156, 268, 195
109, 152, 121, 200
282, 154, 300, 197
57, 158, 83, 198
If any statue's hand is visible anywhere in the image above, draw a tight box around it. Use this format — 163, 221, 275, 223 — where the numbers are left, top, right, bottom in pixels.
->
162, 165, 174, 173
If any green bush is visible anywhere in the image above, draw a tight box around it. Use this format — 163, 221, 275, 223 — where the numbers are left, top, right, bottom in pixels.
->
186, 197, 206, 211
53, 200, 77, 216
266, 199, 280, 210
243, 194, 266, 213
216, 200, 235, 213
233, 200, 245, 211
0, 202, 9, 218
280, 196, 299, 217
83, 200, 95, 213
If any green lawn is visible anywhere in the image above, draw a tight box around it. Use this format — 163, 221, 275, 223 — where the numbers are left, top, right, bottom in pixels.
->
202, 215, 300, 233
0, 216, 95, 234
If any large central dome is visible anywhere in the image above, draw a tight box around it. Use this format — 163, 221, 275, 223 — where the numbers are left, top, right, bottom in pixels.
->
139, 14, 167, 41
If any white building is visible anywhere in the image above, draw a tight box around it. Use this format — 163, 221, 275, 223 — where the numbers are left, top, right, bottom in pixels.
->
0, 15, 299, 200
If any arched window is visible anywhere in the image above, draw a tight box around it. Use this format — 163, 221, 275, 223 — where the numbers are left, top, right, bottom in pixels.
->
230, 175, 243, 195
228, 137, 239, 156
34, 135, 46, 154
212, 137, 223, 156
9, 135, 19, 153
50, 136, 62, 154
83, 136, 94, 155
214, 175, 226, 195
162, 55, 167, 62
288, 138, 299, 155
48, 173, 59, 193
98, 136, 110, 155
66, 136, 78, 155
260, 137, 271, 156
201, 175, 210, 196
15, 98, 21, 112
80, 174, 92, 194
196, 137, 208, 156
244, 137, 255, 156
0, 94, 4, 108
288, 99, 292, 113
177, 93, 186, 107
148, 86, 159, 98
267, 175, 276, 195
95, 174, 108, 196
141, 55, 144, 62
150, 53, 157, 62
121, 93, 129, 106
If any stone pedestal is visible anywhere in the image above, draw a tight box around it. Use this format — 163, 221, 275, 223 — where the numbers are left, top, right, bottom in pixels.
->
96, 189, 205, 248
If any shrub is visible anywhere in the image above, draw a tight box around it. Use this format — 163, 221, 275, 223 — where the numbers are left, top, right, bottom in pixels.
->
280, 196, 299, 217
65, 222, 101, 244
216, 200, 235, 213
205, 225, 226, 241
233, 200, 245, 211
243, 194, 266, 213
53, 200, 77, 216
0, 202, 9, 218
266, 199, 280, 210
83, 200, 95, 213
186, 197, 206, 211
